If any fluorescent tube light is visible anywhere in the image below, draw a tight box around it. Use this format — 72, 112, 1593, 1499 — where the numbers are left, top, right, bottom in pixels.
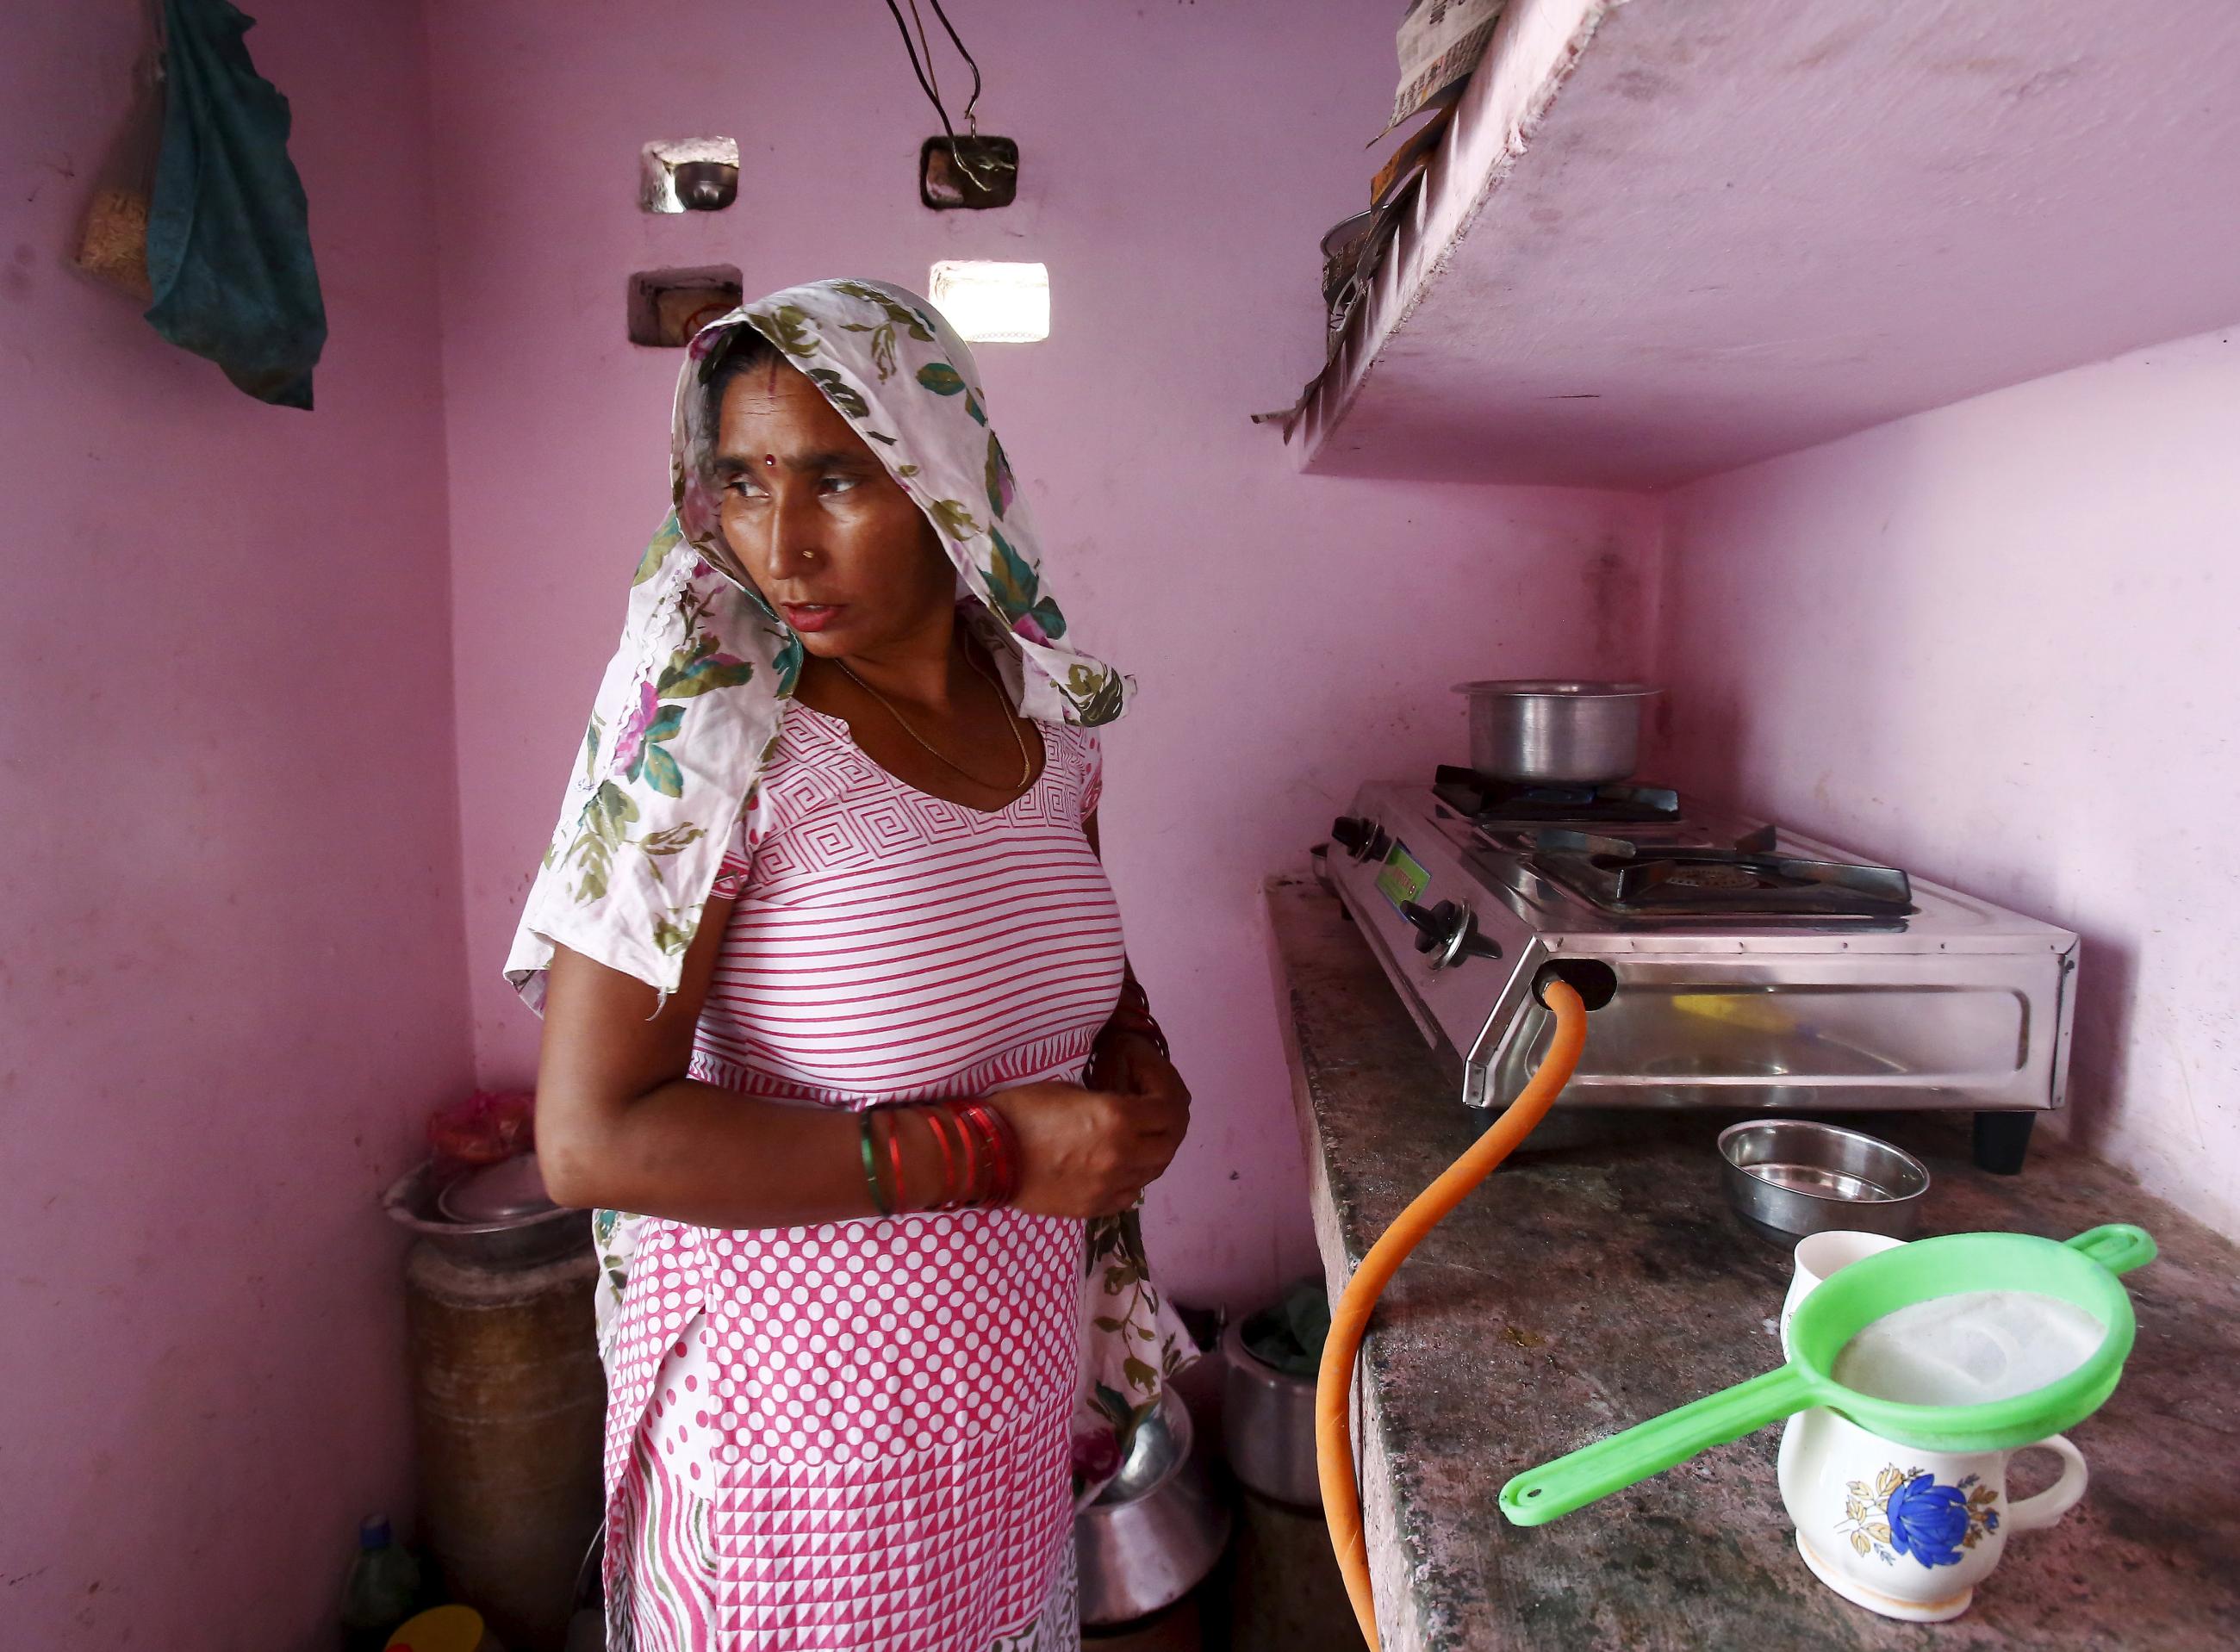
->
929, 261, 1049, 344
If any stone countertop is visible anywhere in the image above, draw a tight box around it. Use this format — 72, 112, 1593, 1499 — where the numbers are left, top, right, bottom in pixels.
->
1262, 875, 2240, 1652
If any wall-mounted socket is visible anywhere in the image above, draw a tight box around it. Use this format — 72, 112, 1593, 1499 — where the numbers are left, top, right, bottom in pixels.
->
920, 136, 1018, 210
640, 137, 741, 213
628, 264, 744, 347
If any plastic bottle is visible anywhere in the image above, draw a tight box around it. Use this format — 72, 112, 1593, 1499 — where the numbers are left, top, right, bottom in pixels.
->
341, 1515, 422, 1651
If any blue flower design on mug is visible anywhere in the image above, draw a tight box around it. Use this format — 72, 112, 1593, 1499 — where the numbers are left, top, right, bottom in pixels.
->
1837, 1465, 2000, 1568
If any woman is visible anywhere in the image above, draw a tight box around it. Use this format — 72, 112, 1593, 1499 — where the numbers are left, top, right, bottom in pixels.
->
509, 279, 1194, 1652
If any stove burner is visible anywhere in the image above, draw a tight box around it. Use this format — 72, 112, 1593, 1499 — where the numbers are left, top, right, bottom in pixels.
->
1665, 863, 1762, 891
1433, 764, 1680, 824
1528, 834, 1914, 917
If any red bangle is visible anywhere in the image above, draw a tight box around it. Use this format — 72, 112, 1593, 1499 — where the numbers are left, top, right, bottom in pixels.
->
920, 1105, 961, 1210
958, 1101, 1021, 1206
954, 1103, 991, 1206
974, 1105, 1008, 1205
950, 1102, 984, 1206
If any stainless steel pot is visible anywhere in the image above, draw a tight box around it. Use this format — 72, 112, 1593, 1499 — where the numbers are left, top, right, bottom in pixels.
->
1220, 1319, 1320, 1508
1454, 680, 1662, 784
1075, 1388, 1232, 1624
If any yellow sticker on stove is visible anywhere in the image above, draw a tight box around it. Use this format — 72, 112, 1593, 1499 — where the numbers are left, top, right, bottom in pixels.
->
1374, 841, 1428, 910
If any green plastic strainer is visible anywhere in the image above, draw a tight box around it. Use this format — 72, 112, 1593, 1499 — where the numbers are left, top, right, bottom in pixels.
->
1499, 1223, 2156, 1527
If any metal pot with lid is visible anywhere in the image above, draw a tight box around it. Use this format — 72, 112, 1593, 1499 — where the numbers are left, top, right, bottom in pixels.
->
1453, 680, 1663, 785
384, 1153, 586, 1270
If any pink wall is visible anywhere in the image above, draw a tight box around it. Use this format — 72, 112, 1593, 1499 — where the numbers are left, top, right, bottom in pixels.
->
0, 4, 469, 1646
424, 0, 1662, 1304
1655, 322, 2240, 1239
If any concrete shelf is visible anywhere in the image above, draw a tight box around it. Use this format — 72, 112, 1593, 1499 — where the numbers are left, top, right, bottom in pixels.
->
1289, 0, 2240, 489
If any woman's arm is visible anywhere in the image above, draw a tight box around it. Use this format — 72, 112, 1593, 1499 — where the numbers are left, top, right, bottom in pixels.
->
535, 899, 938, 1225
534, 891, 1181, 1225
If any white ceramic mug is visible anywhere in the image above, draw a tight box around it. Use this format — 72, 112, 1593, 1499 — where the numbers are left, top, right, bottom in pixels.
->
1780, 1407, 2088, 1621
1780, 1229, 1903, 1357
1774, 1228, 2090, 1620
1776, 1231, 1906, 1513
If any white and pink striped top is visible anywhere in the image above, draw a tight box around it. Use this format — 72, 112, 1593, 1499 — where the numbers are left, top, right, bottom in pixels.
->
604, 702, 1125, 1650
688, 703, 1123, 1103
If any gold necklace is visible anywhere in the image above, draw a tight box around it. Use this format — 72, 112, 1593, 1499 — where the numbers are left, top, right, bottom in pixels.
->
835, 649, 1033, 793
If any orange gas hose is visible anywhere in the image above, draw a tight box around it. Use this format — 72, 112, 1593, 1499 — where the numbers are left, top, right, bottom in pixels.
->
1315, 978, 1590, 1649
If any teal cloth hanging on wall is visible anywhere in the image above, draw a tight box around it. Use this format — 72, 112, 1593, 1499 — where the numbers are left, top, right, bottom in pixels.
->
144, 0, 327, 408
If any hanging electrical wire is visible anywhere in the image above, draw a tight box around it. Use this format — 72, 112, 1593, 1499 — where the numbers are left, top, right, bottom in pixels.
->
880, 0, 1004, 188
906, 0, 944, 115
922, 0, 983, 125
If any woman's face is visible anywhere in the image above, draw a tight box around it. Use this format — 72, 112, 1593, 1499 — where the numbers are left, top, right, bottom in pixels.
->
710, 359, 954, 659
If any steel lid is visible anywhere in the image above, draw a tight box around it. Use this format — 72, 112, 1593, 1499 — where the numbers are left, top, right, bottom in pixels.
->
436, 1153, 558, 1224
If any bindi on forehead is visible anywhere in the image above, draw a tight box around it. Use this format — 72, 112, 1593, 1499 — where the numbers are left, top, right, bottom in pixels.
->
711, 444, 882, 480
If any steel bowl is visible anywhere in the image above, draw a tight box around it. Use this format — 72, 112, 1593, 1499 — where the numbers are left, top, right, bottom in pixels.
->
1453, 680, 1662, 785
1221, 1316, 1320, 1508
1074, 1388, 1232, 1624
1718, 1119, 1930, 1245
671, 158, 739, 211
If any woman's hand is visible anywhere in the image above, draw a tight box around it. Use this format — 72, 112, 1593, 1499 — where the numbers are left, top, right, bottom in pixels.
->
992, 1069, 1190, 1219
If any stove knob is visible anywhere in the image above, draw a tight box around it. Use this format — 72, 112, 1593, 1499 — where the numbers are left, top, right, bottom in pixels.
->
1399, 899, 1502, 967
1330, 816, 1388, 861
1399, 898, 1461, 953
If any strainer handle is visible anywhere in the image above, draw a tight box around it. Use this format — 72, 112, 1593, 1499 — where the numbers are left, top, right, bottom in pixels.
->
1498, 1362, 1816, 1526
2064, 1224, 2156, 1275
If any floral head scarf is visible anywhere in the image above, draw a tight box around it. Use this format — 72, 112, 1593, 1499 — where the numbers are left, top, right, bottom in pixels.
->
505, 277, 1129, 1004
505, 278, 1186, 1500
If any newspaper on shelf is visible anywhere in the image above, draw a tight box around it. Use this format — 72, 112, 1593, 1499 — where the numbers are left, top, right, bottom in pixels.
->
1386, 0, 1509, 134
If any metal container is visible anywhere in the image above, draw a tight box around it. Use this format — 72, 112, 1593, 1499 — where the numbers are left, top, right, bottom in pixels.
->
384, 1156, 588, 1270
1454, 680, 1662, 784
1075, 1388, 1232, 1625
1718, 1119, 1931, 1244
1220, 1319, 1320, 1508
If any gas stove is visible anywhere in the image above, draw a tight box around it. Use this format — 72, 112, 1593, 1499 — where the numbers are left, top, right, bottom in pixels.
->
1321, 773, 2078, 1171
